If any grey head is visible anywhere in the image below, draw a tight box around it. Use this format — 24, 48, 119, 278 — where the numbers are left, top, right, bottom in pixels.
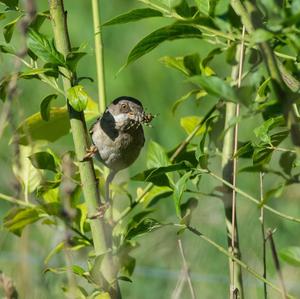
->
100, 96, 145, 140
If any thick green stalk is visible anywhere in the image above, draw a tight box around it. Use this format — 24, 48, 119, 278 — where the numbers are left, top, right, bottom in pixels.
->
48, 1, 119, 297
91, 0, 106, 113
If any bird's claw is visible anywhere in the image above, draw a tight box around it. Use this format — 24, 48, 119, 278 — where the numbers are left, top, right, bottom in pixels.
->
80, 145, 98, 162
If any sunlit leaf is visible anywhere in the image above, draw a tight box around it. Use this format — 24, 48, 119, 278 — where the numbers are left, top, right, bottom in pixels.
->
254, 116, 284, 143
14, 107, 70, 145
27, 28, 65, 66
126, 24, 202, 66
195, 0, 218, 15
173, 171, 192, 218
146, 140, 170, 168
40, 94, 58, 121
12, 145, 42, 194
103, 8, 162, 26
4, 207, 44, 236
67, 85, 89, 112
180, 116, 205, 136
189, 75, 238, 101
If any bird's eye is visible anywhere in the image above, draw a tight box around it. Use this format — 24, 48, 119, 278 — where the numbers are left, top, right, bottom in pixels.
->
120, 103, 129, 111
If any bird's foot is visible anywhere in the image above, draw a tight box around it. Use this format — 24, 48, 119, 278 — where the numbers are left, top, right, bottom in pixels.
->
89, 202, 110, 219
80, 145, 98, 162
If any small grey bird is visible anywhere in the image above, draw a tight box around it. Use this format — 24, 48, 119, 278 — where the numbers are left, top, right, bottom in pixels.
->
85, 96, 153, 203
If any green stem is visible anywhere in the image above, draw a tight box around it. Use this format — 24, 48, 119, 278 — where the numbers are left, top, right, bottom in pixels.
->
91, 0, 107, 113
48, 1, 119, 297
208, 171, 300, 224
0, 192, 35, 208
221, 33, 245, 298
187, 225, 296, 299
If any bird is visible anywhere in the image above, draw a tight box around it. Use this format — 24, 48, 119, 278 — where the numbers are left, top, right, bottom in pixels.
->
84, 96, 153, 204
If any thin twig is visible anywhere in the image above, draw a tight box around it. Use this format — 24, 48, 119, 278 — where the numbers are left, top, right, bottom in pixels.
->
260, 172, 267, 299
178, 239, 196, 299
208, 171, 300, 224
266, 229, 288, 299
187, 225, 296, 299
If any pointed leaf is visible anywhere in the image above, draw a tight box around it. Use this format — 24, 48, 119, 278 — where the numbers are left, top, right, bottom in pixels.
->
27, 28, 65, 66
126, 24, 202, 66
29, 151, 58, 172
103, 8, 162, 26
189, 75, 238, 101
3, 16, 21, 42
40, 94, 58, 121
173, 171, 192, 218
146, 140, 169, 168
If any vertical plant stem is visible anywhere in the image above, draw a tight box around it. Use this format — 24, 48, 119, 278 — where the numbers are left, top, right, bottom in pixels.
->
48, 1, 120, 297
260, 172, 267, 299
266, 230, 288, 299
221, 27, 245, 298
91, 0, 107, 113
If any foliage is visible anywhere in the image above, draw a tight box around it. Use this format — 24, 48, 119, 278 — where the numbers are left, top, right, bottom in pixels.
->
0, 0, 300, 298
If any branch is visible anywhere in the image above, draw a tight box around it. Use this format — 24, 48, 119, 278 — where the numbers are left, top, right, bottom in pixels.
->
48, 1, 119, 297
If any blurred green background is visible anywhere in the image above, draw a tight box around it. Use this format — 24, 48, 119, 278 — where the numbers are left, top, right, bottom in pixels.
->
0, 1, 300, 298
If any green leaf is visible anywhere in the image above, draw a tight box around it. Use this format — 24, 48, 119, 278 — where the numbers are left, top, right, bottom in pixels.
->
118, 276, 132, 283
280, 247, 300, 267
12, 145, 42, 194
126, 24, 202, 66
180, 197, 198, 225
159, 56, 189, 76
3, 16, 21, 43
40, 94, 58, 121
29, 11, 49, 31
189, 75, 238, 101
279, 151, 297, 175
67, 85, 89, 112
103, 8, 162, 26
234, 142, 254, 158
254, 116, 285, 143
0, 0, 18, 9
195, 0, 218, 15
120, 254, 135, 277
132, 161, 191, 186
180, 116, 205, 136
29, 151, 58, 172
89, 254, 106, 287
4, 207, 43, 236
146, 140, 170, 168
0, 44, 15, 55
19, 68, 57, 79
172, 90, 200, 114
173, 171, 192, 218
143, 185, 173, 207
27, 28, 65, 66
250, 29, 273, 44
44, 241, 64, 264
66, 52, 86, 73
126, 218, 162, 240
14, 107, 70, 145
